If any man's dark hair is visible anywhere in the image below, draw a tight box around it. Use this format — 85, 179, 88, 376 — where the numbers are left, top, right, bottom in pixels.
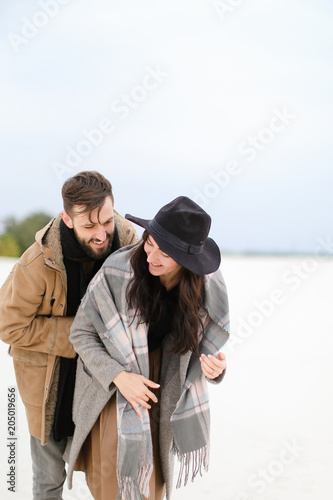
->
62, 171, 114, 221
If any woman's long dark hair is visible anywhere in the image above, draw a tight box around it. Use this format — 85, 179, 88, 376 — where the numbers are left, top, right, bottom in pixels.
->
127, 231, 206, 355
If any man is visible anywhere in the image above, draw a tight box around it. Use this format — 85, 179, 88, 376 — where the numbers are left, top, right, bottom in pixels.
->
0, 171, 138, 499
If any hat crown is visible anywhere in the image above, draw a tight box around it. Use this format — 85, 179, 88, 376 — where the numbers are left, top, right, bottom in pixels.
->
125, 195, 220, 275
154, 196, 211, 246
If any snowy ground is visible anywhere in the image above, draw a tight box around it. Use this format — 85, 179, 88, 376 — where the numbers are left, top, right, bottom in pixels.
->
0, 255, 332, 500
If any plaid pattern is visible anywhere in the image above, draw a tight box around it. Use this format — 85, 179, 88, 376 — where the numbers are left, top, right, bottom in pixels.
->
80, 246, 229, 499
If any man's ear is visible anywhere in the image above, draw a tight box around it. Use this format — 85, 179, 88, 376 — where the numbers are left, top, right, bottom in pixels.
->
61, 211, 73, 229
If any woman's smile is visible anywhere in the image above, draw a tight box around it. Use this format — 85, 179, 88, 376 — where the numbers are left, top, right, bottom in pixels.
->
144, 236, 182, 289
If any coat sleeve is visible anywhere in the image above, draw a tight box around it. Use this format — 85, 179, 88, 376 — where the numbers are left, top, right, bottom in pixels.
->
0, 261, 75, 358
200, 319, 228, 386
69, 304, 124, 392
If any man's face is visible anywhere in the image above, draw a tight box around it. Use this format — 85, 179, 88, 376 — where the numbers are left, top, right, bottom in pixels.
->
62, 196, 115, 260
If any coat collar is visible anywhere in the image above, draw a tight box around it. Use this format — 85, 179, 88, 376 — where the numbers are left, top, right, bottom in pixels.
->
35, 214, 66, 275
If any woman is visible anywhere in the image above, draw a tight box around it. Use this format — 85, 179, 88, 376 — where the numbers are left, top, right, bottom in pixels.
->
65, 196, 230, 500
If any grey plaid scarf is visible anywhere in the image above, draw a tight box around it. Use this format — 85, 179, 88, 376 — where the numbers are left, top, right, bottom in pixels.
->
81, 247, 229, 499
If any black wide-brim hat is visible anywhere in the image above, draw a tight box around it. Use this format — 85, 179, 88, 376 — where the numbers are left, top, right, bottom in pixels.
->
125, 196, 221, 275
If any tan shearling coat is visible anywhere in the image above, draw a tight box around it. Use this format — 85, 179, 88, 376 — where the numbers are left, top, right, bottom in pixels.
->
0, 212, 138, 444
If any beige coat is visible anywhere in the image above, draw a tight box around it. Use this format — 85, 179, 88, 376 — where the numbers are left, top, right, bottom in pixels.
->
0, 212, 138, 444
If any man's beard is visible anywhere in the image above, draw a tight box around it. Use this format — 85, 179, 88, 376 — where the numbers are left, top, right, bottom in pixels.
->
73, 228, 114, 260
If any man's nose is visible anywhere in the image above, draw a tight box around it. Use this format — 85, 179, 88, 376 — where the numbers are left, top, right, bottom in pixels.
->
95, 226, 106, 241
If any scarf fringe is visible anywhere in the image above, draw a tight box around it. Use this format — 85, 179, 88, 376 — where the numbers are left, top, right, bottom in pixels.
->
116, 465, 153, 500
173, 443, 210, 489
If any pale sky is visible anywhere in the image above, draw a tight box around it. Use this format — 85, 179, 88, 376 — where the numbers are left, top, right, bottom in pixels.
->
1, 0, 332, 253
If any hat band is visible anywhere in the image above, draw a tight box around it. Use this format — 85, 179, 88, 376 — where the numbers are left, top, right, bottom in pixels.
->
148, 219, 203, 255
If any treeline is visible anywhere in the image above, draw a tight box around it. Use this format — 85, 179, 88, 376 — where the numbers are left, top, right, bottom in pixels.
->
0, 212, 54, 257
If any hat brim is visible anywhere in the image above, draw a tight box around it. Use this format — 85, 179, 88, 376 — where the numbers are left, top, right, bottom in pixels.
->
125, 214, 221, 275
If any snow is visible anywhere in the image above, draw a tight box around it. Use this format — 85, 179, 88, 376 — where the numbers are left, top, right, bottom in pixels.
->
0, 255, 332, 499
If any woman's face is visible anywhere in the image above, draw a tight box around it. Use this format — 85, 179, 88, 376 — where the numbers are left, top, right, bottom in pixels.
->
144, 234, 182, 289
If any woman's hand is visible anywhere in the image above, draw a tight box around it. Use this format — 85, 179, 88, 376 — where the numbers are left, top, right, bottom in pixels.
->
200, 352, 226, 380
113, 371, 160, 418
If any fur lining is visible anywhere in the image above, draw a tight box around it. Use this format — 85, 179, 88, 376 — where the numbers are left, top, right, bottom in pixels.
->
34, 216, 68, 442
45, 360, 60, 442
41, 215, 67, 277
